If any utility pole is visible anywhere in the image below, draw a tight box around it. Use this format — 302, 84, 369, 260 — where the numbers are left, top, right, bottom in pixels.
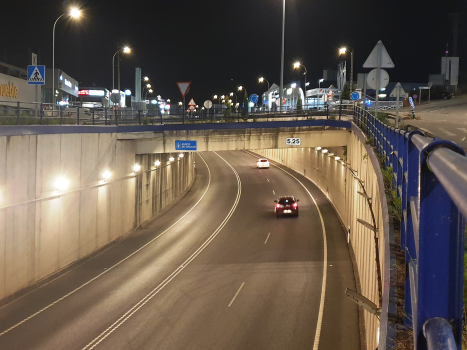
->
449, 12, 465, 57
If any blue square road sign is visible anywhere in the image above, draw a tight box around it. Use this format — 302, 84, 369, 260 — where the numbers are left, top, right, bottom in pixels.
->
175, 140, 197, 151
27, 65, 46, 85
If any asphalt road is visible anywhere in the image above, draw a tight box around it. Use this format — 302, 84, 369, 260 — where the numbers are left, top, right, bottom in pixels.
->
0, 151, 359, 350
400, 94, 467, 149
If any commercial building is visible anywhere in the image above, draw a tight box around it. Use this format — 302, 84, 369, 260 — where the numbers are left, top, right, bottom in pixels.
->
78, 87, 111, 108
43, 68, 79, 105
0, 60, 41, 109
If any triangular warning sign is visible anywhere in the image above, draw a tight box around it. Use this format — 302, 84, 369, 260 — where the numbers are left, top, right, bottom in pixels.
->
363, 40, 395, 68
29, 66, 44, 82
389, 82, 406, 97
177, 82, 191, 97
188, 98, 196, 106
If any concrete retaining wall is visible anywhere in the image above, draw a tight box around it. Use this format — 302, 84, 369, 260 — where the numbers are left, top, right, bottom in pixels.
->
254, 128, 388, 350
0, 133, 194, 302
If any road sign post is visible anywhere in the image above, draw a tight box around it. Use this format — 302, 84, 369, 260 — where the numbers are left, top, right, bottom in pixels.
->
390, 82, 406, 128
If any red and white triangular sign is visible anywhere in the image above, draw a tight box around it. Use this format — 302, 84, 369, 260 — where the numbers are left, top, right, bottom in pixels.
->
188, 98, 196, 106
363, 40, 395, 68
177, 82, 191, 97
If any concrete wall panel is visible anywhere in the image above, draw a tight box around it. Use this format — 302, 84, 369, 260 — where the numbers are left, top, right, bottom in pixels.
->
0, 132, 194, 302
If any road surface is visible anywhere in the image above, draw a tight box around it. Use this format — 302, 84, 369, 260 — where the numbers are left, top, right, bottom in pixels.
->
0, 151, 360, 350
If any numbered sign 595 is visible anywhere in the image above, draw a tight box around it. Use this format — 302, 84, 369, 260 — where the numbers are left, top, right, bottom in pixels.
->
286, 138, 301, 146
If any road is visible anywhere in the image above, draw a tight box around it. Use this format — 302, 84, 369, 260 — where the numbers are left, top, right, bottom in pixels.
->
401, 94, 467, 149
0, 151, 359, 350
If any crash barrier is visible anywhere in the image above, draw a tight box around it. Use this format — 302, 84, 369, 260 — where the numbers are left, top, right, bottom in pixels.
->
0, 101, 356, 126
354, 106, 465, 349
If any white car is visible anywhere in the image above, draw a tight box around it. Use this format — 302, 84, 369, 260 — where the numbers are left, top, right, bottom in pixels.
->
257, 158, 270, 169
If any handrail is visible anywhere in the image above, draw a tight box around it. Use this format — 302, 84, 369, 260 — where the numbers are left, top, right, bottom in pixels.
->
423, 318, 456, 350
428, 148, 467, 219
353, 106, 465, 350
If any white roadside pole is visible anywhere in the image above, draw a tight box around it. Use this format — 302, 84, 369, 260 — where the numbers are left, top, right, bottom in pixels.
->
390, 82, 405, 129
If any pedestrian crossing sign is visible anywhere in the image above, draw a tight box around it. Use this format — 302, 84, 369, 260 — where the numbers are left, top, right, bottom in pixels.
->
27, 65, 45, 85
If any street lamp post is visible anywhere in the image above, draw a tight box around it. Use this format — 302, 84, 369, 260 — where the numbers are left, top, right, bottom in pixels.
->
112, 46, 130, 91
319, 78, 324, 88
339, 47, 354, 91
259, 77, 270, 110
52, 7, 81, 107
293, 62, 307, 108
280, 0, 285, 112
230, 92, 237, 107
144, 88, 153, 101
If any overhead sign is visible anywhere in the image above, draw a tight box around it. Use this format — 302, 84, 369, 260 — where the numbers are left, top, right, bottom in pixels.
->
204, 100, 213, 109
409, 97, 415, 109
363, 40, 395, 68
177, 82, 191, 97
27, 65, 45, 85
249, 94, 259, 104
286, 138, 301, 145
188, 98, 196, 106
389, 82, 406, 98
175, 140, 197, 151
367, 69, 389, 90
350, 91, 361, 101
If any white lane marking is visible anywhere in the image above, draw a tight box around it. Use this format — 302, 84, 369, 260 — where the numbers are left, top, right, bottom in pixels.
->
273, 190, 275, 195
228, 282, 245, 307
243, 151, 328, 350
82, 151, 242, 350
259, 170, 262, 173
439, 128, 456, 136
264, 233, 271, 245
0, 153, 213, 338
267, 179, 270, 182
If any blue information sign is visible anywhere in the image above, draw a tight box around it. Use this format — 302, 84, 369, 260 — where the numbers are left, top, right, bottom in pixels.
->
27, 65, 46, 85
350, 91, 361, 101
175, 140, 197, 151
409, 97, 415, 109
249, 94, 259, 104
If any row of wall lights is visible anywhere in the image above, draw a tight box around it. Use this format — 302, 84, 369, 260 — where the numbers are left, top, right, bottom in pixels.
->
55, 154, 186, 192
315, 147, 343, 163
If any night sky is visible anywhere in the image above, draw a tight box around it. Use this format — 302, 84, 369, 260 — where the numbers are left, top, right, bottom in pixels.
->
3, 0, 467, 105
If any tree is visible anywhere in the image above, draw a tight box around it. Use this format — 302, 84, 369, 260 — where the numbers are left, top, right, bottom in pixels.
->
341, 83, 350, 101
223, 98, 232, 119
242, 89, 249, 120
296, 95, 303, 112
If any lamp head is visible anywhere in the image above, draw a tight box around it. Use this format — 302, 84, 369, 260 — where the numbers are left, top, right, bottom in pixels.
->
143, 76, 149, 81
293, 62, 300, 69
238, 86, 243, 91
259, 77, 264, 83
69, 7, 81, 18
123, 46, 131, 54
339, 47, 347, 55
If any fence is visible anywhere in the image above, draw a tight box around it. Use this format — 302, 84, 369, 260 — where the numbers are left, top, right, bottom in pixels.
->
0, 101, 356, 126
354, 106, 465, 349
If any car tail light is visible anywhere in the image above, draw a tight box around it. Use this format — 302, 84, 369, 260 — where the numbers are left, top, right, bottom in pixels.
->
293, 203, 298, 208
276, 204, 282, 208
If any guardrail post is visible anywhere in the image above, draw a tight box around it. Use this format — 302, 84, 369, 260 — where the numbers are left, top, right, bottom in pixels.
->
59, 106, 63, 125
77, 106, 80, 125
16, 101, 20, 125
138, 110, 141, 125
92, 109, 95, 125
104, 108, 107, 125
160, 110, 163, 124
339, 103, 342, 120
416, 140, 465, 349
326, 104, 329, 119
40, 103, 44, 125
115, 108, 118, 126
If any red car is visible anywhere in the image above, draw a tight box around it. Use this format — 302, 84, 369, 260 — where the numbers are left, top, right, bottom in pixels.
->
274, 196, 299, 217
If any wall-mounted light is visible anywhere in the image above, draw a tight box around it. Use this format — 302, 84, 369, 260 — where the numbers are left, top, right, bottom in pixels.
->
169, 157, 175, 162
154, 160, 161, 166
316, 147, 322, 151
55, 177, 69, 192
102, 170, 112, 181
328, 153, 334, 156
322, 149, 328, 154
179, 153, 184, 158
335, 156, 340, 161
133, 164, 141, 173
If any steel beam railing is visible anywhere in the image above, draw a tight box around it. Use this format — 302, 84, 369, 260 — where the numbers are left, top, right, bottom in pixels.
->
353, 107, 465, 350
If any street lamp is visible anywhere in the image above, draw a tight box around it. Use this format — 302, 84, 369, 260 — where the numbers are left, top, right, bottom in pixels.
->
144, 88, 153, 100
319, 78, 324, 88
280, 0, 285, 112
259, 77, 270, 92
293, 62, 307, 107
230, 92, 237, 106
52, 7, 81, 106
339, 47, 354, 91
112, 46, 131, 91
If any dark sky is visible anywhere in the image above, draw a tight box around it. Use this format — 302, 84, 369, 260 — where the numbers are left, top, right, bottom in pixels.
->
2, 0, 467, 105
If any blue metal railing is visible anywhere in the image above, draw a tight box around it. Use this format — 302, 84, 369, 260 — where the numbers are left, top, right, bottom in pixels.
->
354, 106, 465, 349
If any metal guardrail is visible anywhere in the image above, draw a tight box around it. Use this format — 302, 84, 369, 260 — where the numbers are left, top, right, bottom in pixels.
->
0, 101, 355, 126
354, 107, 465, 349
